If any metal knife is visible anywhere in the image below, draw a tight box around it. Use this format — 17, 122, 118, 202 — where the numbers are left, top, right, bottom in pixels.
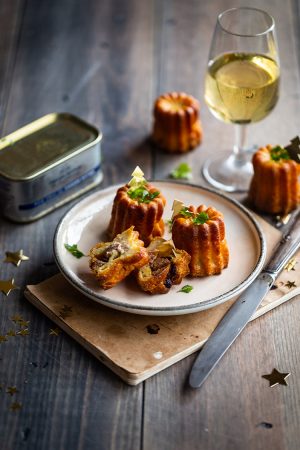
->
189, 210, 300, 389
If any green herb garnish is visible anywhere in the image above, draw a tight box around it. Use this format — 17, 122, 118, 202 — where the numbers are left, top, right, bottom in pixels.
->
179, 208, 209, 224
128, 187, 160, 204
178, 285, 193, 294
270, 146, 290, 162
64, 244, 85, 258
170, 163, 192, 180
179, 207, 194, 218
193, 212, 209, 225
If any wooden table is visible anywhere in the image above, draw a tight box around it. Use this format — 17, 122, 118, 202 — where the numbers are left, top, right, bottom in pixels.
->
0, 0, 299, 449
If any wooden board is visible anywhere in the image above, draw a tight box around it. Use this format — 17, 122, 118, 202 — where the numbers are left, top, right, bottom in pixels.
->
24, 219, 300, 385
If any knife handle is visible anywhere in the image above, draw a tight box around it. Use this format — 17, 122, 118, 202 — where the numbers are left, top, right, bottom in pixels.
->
264, 211, 300, 277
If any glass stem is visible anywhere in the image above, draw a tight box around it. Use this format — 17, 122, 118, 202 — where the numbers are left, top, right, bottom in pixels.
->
233, 125, 247, 163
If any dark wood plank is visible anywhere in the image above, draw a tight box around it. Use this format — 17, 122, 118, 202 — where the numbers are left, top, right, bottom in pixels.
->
0, 0, 25, 133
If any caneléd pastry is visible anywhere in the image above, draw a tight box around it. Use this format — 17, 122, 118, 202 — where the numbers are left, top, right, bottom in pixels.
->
152, 91, 203, 153
107, 167, 166, 245
89, 227, 149, 289
171, 201, 229, 277
137, 238, 191, 294
249, 145, 300, 214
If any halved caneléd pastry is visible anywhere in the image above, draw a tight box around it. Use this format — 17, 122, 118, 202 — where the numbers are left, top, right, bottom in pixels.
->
171, 201, 229, 277
107, 167, 166, 245
249, 144, 300, 214
136, 238, 190, 294
89, 226, 149, 289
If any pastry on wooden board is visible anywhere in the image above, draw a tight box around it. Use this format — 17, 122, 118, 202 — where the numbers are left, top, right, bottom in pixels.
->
249, 144, 300, 214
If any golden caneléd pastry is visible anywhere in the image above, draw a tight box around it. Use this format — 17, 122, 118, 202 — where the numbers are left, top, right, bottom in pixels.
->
249, 144, 300, 214
89, 227, 149, 289
136, 238, 191, 294
107, 167, 166, 245
171, 201, 229, 277
152, 91, 203, 153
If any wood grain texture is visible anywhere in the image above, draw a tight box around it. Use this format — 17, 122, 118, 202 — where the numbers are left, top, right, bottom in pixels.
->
0, 0, 300, 449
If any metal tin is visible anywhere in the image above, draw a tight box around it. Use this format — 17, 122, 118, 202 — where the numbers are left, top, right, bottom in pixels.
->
0, 113, 103, 222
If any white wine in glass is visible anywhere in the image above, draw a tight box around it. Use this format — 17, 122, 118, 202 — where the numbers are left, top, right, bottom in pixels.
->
203, 7, 280, 192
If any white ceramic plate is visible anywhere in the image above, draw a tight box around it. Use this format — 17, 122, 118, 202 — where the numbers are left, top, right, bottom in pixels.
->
54, 181, 266, 315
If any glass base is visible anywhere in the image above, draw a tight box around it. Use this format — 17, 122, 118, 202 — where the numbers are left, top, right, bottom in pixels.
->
202, 150, 254, 193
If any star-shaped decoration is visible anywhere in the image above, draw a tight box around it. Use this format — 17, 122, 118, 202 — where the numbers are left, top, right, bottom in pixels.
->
49, 327, 61, 336
59, 305, 73, 320
11, 315, 23, 323
262, 368, 290, 387
4, 249, 29, 267
285, 280, 297, 289
284, 258, 297, 272
6, 386, 18, 396
6, 329, 16, 337
17, 329, 29, 337
10, 401, 22, 411
285, 136, 300, 162
0, 335, 8, 343
0, 279, 19, 296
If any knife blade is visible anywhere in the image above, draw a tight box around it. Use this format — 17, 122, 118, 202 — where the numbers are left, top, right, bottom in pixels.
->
189, 210, 300, 389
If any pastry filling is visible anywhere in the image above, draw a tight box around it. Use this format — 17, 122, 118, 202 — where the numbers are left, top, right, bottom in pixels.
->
98, 242, 129, 264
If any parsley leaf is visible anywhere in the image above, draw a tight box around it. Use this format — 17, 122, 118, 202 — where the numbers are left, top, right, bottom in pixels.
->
128, 187, 160, 203
178, 285, 193, 293
179, 207, 194, 218
64, 243, 85, 258
270, 146, 290, 162
193, 212, 209, 225
170, 163, 192, 180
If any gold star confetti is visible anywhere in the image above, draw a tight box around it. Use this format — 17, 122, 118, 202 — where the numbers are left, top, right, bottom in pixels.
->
4, 249, 29, 267
6, 386, 18, 396
10, 401, 22, 411
59, 305, 73, 319
0, 279, 19, 296
49, 327, 61, 336
262, 368, 290, 387
285, 281, 297, 289
18, 320, 30, 328
11, 315, 23, 323
6, 329, 16, 337
17, 329, 29, 337
0, 335, 8, 343
284, 258, 297, 272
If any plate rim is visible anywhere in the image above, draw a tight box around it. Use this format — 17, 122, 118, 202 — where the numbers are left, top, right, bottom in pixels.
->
53, 180, 267, 314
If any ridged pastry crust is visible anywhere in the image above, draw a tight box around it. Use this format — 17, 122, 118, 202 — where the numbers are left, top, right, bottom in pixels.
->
172, 205, 229, 277
249, 145, 300, 214
107, 183, 166, 245
136, 238, 191, 294
89, 227, 149, 289
152, 92, 203, 153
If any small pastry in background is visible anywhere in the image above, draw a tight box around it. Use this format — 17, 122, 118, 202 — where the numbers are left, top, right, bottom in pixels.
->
107, 167, 166, 245
171, 201, 229, 277
152, 91, 203, 153
89, 227, 149, 289
136, 238, 190, 294
249, 144, 300, 214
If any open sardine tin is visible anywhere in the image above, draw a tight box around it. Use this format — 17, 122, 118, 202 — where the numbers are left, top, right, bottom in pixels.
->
0, 113, 103, 222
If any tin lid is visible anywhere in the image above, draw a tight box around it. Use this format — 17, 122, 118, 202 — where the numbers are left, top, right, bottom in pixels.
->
0, 113, 102, 181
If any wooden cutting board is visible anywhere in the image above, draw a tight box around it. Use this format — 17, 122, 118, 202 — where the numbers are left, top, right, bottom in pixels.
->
24, 219, 300, 385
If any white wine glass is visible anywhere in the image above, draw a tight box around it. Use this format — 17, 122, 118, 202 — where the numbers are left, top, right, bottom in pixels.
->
203, 7, 280, 192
